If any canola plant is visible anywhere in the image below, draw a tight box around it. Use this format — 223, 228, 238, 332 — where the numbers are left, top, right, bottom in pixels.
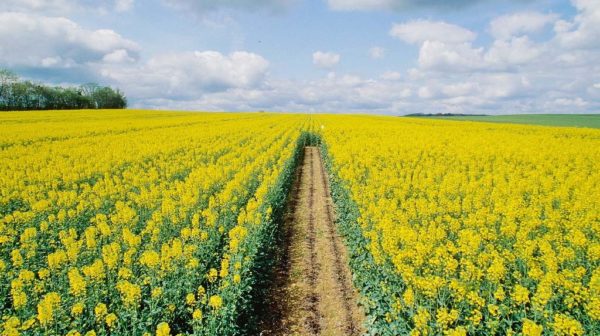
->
1, 110, 598, 335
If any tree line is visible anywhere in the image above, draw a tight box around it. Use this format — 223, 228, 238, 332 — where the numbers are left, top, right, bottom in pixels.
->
0, 69, 127, 111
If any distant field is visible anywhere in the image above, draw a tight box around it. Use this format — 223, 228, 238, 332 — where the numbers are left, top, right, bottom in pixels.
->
418, 114, 600, 128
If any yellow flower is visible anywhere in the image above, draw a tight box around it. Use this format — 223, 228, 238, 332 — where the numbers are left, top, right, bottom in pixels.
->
207, 268, 218, 283
209, 295, 223, 309
140, 250, 160, 268
105, 313, 118, 328
21, 319, 36, 330
116, 280, 141, 309
512, 285, 530, 305
151, 287, 163, 298
413, 308, 430, 330
522, 319, 543, 336
192, 309, 202, 320
37, 292, 61, 326
66, 331, 81, 336
94, 303, 108, 320
552, 314, 584, 336
71, 302, 85, 316
11, 249, 23, 267
156, 322, 170, 336
38, 268, 50, 280
102, 242, 120, 270
68, 268, 87, 297
186, 293, 196, 306
446, 326, 467, 336
11, 282, 27, 310
403, 287, 415, 307
436, 308, 459, 329
494, 287, 505, 301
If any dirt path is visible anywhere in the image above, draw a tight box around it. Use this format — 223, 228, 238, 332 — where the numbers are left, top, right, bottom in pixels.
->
259, 146, 364, 336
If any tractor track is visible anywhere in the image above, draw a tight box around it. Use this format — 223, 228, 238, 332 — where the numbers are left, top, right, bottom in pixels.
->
259, 146, 364, 336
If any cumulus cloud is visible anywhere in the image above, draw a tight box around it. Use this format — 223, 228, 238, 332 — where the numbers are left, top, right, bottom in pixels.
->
138, 72, 414, 113
490, 12, 558, 40
312, 51, 341, 68
3, 0, 598, 115
369, 46, 385, 59
115, 0, 135, 12
391, 18, 550, 72
554, 0, 600, 49
100, 51, 269, 99
553, 97, 588, 107
0, 12, 140, 69
380, 71, 402, 80
125, 0, 600, 114
484, 36, 543, 66
418, 41, 483, 71
390, 20, 476, 44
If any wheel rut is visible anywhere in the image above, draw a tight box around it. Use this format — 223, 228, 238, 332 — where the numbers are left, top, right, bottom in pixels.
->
259, 146, 364, 336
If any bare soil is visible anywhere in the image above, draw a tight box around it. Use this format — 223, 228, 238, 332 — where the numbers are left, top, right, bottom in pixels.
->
259, 147, 364, 336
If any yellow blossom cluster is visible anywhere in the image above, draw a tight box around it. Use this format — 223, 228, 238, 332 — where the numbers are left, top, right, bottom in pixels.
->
0, 110, 307, 335
317, 115, 600, 335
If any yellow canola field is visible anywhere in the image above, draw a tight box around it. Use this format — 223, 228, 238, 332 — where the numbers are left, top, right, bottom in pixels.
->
2, 110, 599, 335
318, 115, 600, 335
0, 110, 308, 335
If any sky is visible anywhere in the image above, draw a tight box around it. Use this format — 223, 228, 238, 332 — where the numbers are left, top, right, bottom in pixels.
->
0, 0, 599, 114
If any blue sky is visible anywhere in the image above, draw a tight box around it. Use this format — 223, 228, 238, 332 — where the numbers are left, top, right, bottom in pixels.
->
0, 0, 598, 114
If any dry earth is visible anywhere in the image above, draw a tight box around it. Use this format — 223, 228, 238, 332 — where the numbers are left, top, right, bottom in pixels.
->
259, 147, 364, 336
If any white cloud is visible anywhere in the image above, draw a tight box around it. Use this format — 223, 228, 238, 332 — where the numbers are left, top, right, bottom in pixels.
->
380, 71, 402, 80
418, 41, 484, 71
369, 46, 385, 59
124, 0, 600, 114
0, 12, 140, 68
490, 12, 557, 40
418, 86, 435, 99
393, 19, 547, 72
103, 49, 136, 63
101, 51, 269, 99
390, 20, 476, 44
2, 0, 598, 116
115, 0, 134, 12
554, 0, 600, 49
553, 97, 588, 107
441, 82, 477, 97
312, 51, 341, 68
484, 36, 543, 66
